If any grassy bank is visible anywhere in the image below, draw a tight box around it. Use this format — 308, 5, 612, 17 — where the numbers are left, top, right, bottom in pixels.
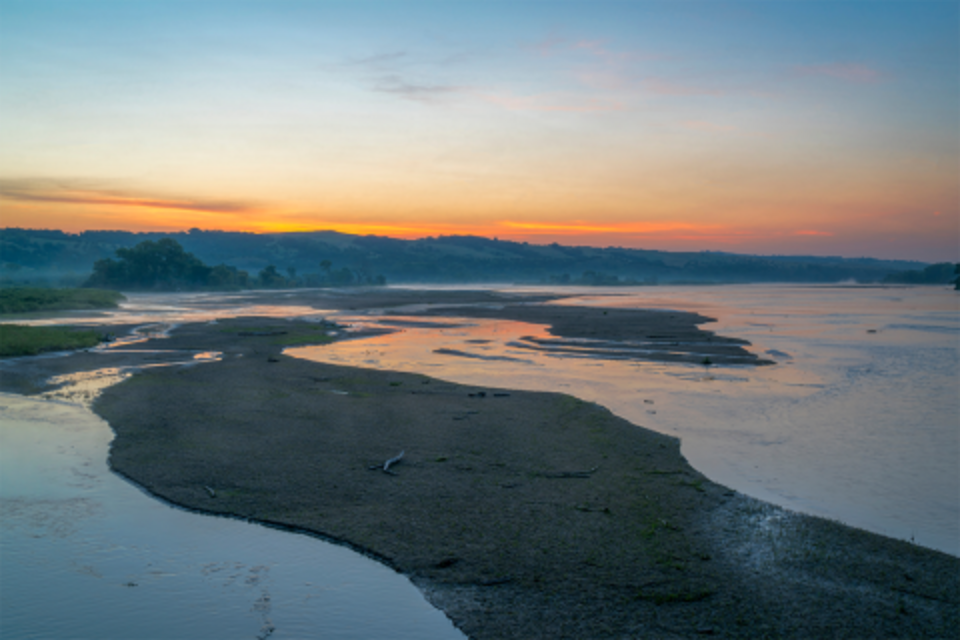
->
0, 324, 104, 356
0, 287, 125, 314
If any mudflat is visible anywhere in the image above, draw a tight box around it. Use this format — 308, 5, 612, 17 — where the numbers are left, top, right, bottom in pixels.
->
5, 289, 958, 638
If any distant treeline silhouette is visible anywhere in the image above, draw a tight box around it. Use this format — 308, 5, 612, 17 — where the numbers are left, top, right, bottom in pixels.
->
0, 227, 938, 288
82, 238, 385, 291
881, 262, 960, 288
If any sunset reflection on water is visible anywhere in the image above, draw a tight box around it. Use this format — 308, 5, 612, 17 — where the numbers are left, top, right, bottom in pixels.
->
292, 285, 959, 557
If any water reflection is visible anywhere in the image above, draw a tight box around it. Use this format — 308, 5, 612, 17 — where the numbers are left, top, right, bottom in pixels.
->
291, 285, 959, 556
0, 393, 464, 639
37, 349, 222, 408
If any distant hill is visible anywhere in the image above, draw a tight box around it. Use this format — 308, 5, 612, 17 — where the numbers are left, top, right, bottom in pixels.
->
0, 227, 931, 288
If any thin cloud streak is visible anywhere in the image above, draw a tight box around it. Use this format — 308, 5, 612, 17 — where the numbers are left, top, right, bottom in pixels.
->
477, 91, 624, 113
0, 182, 257, 214
644, 77, 724, 96
683, 120, 736, 133
373, 75, 464, 103
795, 62, 883, 84
348, 51, 408, 67
528, 35, 662, 64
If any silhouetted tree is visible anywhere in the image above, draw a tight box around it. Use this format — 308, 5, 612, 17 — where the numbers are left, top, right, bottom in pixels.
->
258, 265, 287, 288
84, 238, 249, 290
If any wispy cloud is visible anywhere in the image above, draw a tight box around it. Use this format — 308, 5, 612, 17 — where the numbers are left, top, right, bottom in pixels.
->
683, 120, 736, 133
644, 77, 724, 96
528, 33, 569, 57
373, 75, 464, 103
529, 35, 661, 64
795, 62, 883, 84
793, 230, 834, 236
573, 39, 664, 66
0, 180, 257, 214
348, 51, 408, 68
344, 48, 468, 105
528, 35, 665, 92
477, 91, 624, 113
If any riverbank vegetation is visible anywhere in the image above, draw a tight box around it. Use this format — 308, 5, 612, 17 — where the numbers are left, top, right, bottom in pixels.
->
83, 238, 386, 291
0, 287, 125, 314
3, 227, 928, 286
0, 324, 104, 356
882, 262, 960, 287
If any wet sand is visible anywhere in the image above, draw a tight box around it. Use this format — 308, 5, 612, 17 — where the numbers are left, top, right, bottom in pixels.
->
3, 290, 958, 638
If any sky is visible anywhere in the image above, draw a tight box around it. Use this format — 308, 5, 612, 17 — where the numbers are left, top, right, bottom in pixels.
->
0, 1, 957, 261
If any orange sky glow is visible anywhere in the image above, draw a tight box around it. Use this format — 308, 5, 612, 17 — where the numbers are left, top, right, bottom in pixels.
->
1, 1, 957, 261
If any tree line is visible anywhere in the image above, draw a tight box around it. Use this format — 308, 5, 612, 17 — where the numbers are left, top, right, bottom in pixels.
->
2, 226, 940, 287
881, 262, 959, 288
83, 238, 386, 291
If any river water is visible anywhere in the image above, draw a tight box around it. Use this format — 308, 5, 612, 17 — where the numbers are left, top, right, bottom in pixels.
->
0, 295, 467, 639
293, 284, 959, 556
1, 283, 957, 638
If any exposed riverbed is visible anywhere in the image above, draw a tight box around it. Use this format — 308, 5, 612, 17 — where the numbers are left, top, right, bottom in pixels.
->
1, 284, 956, 638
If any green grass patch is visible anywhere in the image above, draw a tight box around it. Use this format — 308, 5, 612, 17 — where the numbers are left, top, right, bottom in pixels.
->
0, 324, 104, 357
0, 287, 125, 314
218, 325, 285, 334
270, 332, 335, 346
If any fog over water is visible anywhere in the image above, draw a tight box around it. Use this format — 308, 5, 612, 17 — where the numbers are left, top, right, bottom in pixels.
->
1, 283, 956, 638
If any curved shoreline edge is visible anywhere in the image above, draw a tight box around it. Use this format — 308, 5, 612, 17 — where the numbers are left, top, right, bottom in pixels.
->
86, 313, 957, 639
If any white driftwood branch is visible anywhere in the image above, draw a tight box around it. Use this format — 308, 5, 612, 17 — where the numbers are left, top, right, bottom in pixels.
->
368, 450, 405, 475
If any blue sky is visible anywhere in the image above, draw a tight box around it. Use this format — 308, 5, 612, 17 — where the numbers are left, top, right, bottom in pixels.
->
1, 1, 957, 260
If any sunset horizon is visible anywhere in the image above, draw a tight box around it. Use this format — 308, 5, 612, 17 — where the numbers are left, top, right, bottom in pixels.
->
2, 0, 957, 262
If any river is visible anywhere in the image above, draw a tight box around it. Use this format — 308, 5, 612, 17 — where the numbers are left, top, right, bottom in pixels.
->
1, 283, 957, 638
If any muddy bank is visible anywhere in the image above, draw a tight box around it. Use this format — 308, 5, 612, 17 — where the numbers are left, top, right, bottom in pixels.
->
0, 289, 542, 395
87, 317, 958, 639
0, 288, 762, 396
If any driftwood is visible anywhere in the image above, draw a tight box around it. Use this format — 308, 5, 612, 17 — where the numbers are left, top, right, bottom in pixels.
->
204, 485, 216, 498
369, 450, 405, 475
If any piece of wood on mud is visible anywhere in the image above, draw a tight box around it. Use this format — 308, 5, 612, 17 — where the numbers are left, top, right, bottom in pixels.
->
368, 450, 405, 475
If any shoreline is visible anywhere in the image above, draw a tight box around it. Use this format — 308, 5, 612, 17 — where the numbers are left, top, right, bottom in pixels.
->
3, 291, 958, 638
